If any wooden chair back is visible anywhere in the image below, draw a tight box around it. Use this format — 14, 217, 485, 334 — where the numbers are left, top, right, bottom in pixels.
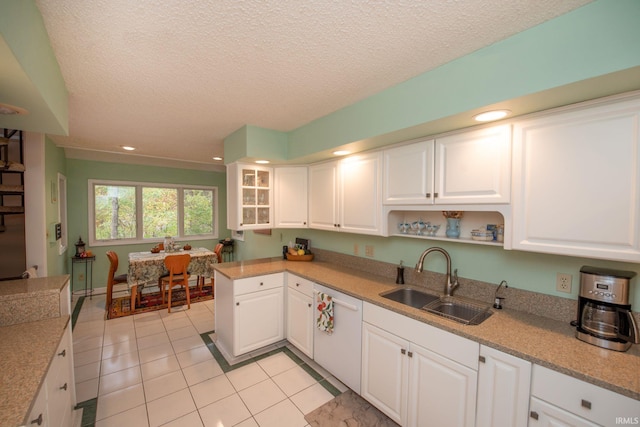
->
214, 243, 224, 263
164, 254, 191, 284
162, 254, 192, 312
106, 250, 119, 280
106, 251, 127, 310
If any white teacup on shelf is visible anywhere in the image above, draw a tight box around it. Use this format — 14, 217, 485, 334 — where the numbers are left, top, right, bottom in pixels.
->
425, 224, 441, 236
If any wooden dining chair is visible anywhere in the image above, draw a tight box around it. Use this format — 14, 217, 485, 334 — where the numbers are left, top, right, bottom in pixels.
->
106, 251, 136, 311
197, 243, 223, 291
160, 253, 191, 313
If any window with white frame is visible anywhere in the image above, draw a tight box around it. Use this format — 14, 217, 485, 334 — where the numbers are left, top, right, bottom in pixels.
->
89, 179, 218, 245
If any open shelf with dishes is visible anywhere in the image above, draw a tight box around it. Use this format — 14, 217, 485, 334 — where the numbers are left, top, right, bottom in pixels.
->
385, 205, 510, 247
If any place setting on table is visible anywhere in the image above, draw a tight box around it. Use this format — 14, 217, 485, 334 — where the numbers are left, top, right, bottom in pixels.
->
106, 239, 218, 319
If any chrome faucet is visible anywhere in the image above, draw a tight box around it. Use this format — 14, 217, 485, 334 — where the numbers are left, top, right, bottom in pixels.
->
415, 247, 459, 296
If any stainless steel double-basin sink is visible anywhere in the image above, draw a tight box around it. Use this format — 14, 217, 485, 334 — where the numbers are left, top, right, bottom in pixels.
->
380, 286, 493, 325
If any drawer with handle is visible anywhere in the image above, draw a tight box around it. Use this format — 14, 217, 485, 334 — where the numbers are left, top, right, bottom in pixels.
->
531, 364, 640, 426
233, 273, 284, 296
287, 274, 314, 296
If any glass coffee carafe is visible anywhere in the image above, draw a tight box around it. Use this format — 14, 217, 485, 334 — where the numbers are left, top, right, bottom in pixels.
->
581, 302, 623, 339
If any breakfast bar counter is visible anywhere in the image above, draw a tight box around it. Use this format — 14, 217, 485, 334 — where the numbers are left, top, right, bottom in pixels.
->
214, 257, 640, 401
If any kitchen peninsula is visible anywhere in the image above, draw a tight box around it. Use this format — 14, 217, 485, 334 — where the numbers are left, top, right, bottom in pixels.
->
0, 275, 76, 427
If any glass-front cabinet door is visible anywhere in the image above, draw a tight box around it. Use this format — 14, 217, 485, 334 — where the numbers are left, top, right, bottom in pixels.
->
227, 163, 273, 230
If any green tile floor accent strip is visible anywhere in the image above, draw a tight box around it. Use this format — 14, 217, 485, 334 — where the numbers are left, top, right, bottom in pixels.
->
319, 379, 343, 397
199, 331, 343, 397
71, 296, 85, 330
75, 397, 97, 426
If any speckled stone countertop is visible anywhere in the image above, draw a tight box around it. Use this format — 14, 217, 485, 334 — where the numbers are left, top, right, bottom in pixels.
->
0, 275, 70, 326
0, 275, 70, 299
0, 315, 70, 426
214, 258, 640, 401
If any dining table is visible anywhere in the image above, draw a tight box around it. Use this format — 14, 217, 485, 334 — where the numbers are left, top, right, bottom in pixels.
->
127, 247, 217, 309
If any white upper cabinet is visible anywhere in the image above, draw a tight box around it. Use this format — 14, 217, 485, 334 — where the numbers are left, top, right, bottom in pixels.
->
274, 166, 308, 228
309, 151, 383, 235
383, 139, 434, 204
434, 125, 511, 204
383, 125, 511, 205
512, 96, 640, 262
227, 163, 273, 230
308, 160, 339, 231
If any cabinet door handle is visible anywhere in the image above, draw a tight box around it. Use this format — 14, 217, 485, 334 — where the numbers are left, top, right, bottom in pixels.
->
260, 282, 264, 286
407, 351, 413, 358
478, 355, 486, 363
60, 383, 68, 391
296, 283, 300, 287
58, 349, 66, 357
236, 302, 240, 306
400, 348, 406, 355
530, 411, 539, 420
581, 399, 592, 410
31, 413, 43, 425
308, 303, 312, 308
303, 222, 307, 225
426, 193, 431, 198
434, 192, 439, 198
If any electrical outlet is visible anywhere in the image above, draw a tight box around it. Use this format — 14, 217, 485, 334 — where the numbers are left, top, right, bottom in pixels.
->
556, 273, 572, 293
365, 245, 374, 257
353, 244, 359, 256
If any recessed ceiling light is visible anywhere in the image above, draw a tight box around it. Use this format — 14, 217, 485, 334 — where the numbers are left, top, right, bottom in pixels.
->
212, 156, 223, 161
333, 150, 350, 156
121, 146, 136, 151
255, 160, 270, 164
473, 110, 511, 122
0, 102, 28, 115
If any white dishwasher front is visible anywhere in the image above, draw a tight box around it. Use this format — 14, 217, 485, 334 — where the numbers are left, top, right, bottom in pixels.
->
313, 284, 363, 394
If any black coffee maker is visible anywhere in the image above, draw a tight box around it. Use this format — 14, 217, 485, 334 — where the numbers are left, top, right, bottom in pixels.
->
575, 266, 638, 352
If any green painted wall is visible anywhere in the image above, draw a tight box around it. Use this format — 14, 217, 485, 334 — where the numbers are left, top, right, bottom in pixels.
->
0, 0, 68, 134
44, 137, 67, 276
224, 125, 288, 163
233, 228, 640, 309
65, 159, 229, 292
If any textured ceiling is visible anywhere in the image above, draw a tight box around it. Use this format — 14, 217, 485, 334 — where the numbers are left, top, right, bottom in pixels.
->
34, 0, 591, 168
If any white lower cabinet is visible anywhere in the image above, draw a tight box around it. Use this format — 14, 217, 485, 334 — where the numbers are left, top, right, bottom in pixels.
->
286, 274, 314, 358
234, 287, 284, 355
25, 322, 75, 427
361, 322, 408, 424
530, 364, 640, 427
475, 345, 531, 427
361, 303, 478, 427
26, 382, 48, 427
407, 340, 477, 427
215, 272, 285, 357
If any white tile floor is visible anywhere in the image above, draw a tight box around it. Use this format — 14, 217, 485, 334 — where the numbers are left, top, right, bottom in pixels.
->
72, 294, 346, 427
